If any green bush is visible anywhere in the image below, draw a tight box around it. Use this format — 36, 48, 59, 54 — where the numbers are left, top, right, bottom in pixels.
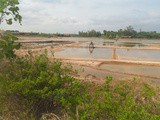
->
77, 78, 160, 120
0, 53, 160, 119
0, 54, 89, 119
0, 33, 20, 60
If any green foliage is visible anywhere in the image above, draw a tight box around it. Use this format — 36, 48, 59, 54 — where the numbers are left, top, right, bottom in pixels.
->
136, 31, 160, 39
0, 33, 20, 59
81, 78, 160, 120
141, 83, 156, 100
0, 0, 21, 60
102, 26, 160, 39
0, 54, 89, 119
79, 30, 101, 37
0, 54, 160, 119
0, 0, 22, 25
123, 26, 137, 37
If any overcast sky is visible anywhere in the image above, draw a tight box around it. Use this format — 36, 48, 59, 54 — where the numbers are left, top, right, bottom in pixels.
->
1, 0, 160, 33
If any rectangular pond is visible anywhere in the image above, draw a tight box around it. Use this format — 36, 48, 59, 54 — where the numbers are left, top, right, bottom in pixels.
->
54, 48, 160, 62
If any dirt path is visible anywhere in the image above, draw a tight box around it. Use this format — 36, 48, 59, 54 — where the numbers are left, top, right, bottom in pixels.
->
52, 57, 160, 67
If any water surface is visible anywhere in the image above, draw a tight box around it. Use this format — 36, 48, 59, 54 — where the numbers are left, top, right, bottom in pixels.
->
55, 47, 160, 62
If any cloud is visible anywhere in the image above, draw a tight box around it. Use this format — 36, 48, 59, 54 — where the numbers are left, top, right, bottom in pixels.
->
1, 0, 160, 33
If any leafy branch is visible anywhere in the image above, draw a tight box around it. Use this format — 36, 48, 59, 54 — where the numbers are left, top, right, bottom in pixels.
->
0, 0, 22, 25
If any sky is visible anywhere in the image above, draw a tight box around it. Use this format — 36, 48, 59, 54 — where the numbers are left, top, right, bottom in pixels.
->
1, 0, 160, 33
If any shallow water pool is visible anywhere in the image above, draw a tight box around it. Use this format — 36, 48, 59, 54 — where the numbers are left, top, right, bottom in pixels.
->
54, 48, 160, 62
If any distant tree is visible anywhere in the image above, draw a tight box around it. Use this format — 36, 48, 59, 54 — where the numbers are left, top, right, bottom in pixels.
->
118, 29, 123, 37
103, 30, 107, 35
123, 26, 137, 37
88, 30, 96, 37
0, 0, 22, 25
78, 30, 101, 37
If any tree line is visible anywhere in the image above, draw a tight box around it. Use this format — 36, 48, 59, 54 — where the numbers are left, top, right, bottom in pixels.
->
78, 30, 101, 37
78, 26, 160, 39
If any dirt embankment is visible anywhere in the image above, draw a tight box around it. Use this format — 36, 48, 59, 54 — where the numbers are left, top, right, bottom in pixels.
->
18, 36, 60, 40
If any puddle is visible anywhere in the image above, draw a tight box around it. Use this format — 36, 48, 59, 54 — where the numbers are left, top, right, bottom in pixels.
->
118, 42, 147, 47
103, 41, 115, 46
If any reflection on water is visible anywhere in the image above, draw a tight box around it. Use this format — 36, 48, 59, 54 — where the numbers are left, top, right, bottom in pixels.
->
92, 41, 147, 47
119, 42, 147, 47
54, 48, 112, 59
103, 42, 114, 46
89, 46, 95, 54
112, 48, 117, 59
80, 39, 152, 48
89, 41, 95, 54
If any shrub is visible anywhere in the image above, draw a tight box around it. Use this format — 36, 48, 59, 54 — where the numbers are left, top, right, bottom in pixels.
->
0, 54, 88, 119
0, 33, 20, 60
